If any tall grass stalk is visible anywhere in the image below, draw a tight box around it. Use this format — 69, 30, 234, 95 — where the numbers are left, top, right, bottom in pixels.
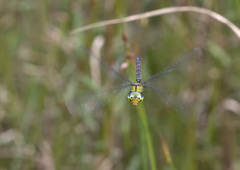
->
137, 113, 148, 170
137, 104, 157, 170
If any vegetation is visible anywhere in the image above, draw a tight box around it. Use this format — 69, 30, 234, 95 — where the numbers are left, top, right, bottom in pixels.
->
0, 1, 240, 170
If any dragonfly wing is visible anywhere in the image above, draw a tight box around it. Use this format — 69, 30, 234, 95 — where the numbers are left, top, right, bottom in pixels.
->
82, 46, 133, 84
65, 83, 131, 115
144, 84, 187, 113
143, 48, 205, 113
143, 48, 203, 84
64, 46, 134, 115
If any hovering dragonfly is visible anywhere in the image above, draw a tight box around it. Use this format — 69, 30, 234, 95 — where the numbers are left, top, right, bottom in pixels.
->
66, 46, 203, 114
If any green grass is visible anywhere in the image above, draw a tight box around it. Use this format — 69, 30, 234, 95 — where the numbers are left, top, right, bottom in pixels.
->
137, 104, 156, 170
0, 0, 240, 170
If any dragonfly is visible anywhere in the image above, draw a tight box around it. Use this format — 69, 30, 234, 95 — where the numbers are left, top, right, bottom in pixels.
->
65, 46, 203, 115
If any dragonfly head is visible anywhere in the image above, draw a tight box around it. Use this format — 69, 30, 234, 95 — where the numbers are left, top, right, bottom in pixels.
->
128, 91, 144, 105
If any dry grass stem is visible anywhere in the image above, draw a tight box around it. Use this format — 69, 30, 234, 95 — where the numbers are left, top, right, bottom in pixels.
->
71, 6, 240, 39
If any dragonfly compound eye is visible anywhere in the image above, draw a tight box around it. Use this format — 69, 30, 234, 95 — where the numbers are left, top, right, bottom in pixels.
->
138, 93, 144, 103
128, 91, 144, 105
128, 96, 132, 102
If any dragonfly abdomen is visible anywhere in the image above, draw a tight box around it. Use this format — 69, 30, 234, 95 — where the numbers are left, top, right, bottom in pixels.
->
136, 56, 142, 83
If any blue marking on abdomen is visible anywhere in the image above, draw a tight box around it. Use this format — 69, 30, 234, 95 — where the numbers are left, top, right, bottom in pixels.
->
136, 56, 141, 83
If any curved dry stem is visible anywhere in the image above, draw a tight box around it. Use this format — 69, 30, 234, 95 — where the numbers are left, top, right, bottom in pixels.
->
71, 6, 240, 39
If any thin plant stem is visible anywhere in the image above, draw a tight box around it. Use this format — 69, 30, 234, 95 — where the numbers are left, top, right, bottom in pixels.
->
70, 6, 240, 39
138, 113, 148, 170
137, 104, 157, 170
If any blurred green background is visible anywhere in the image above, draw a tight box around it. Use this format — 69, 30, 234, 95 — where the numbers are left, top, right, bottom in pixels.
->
1, 0, 240, 170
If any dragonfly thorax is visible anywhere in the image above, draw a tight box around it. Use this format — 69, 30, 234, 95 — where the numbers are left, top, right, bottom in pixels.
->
128, 85, 144, 105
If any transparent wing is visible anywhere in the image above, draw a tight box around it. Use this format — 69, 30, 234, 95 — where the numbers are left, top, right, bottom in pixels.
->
143, 48, 204, 113
143, 84, 187, 112
81, 46, 133, 84
65, 83, 131, 116
64, 46, 133, 115
143, 48, 202, 84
